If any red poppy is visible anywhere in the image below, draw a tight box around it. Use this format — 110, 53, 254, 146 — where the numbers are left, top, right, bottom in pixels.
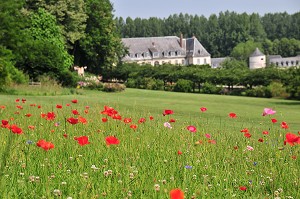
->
112, 114, 122, 120
240, 128, 249, 133
244, 133, 251, 138
229, 112, 237, 118
56, 104, 63, 109
262, 131, 269, 135
101, 106, 118, 116
281, 122, 289, 129
84, 109, 89, 114
271, 118, 277, 123
78, 116, 87, 124
37, 105, 41, 109
11, 124, 23, 134
138, 118, 146, 123
1, 120, 8, 126
25, 113, 32, 117
105, 136, 120, 146
233, 146, 238, 150
200, 107, 207, 112
163, 109, 174, 116
63, 134, 68, 138
208, 139, 216, 144
66, 104, 70, 107
30, 104, 36, 107
16, 105, 23, 109
36, 139, 55, 151
123, 118, 132, 124
239, 186, 247, 191
291, 155, 297, 160
130, 124, 137, 129
187, 125, 197, 133
0, 105, 6, 109
284, 133, 300, 146
169, 118, 176, 123
102, 118, 108, 122
71, 99, 78, 103
46, 112, 56, 120
15, 99, 20, 102
21, 99, 26, 103
170, 188, 184, 199
177, 150, 182, 155
258, 138, 264, 142
41, 113, 46, 118
75, 136, 90, 146
149, 116, 154, 120
67, 117, 79, 125
72, 109, 79, 115
28, 125, 35, 130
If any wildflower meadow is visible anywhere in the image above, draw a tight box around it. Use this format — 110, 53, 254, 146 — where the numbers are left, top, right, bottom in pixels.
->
0, 89, 299, 199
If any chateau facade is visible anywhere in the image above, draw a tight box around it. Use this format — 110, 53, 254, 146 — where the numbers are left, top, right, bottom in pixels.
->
121, 35, 211, 66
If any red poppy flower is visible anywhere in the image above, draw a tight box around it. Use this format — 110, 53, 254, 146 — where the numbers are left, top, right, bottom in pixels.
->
130, 124, 137, 129
102, 118, 108, 122
123, 118, 132, 124
105, 136, 120, 146
25, 113, 32, 117
71, 99, 78, 103
281, 122, 289, 129
63, 134, 68, 138
28, 125, 35, 130
163, 109, 174, 116
101, 106, 118, 116
67, 117, 79, 125
21, 99, 26, 103
66, 104, 70, 107
258, 138, 264, 142
30, 104, 36, 107
11, 124, 23, 134
187, 125, 197, 133
16, 105, 23, 109
208, 139, 216, 144
0, 105, 6, 109
200, 107, 207, 112
46, 112, 56, 120
239, 186, 247, 191
291, 155, 297, 160
240, 128, 249, 133
177, 150, 182, 155
229, 112, 237, 118
78, 116, 87, 124
169, 118, 176, 123
262, 131, 269, 135
75, 136, 90, 146
56, 104, 63, 109
84, 109, 89, 114
15, 99, 20, 102
234, 146, 238, 150
170, 188, 184, 199
112, 114, 122, 120
37, 105, 41, 109
271, 118, 277, 123
72, 109, 79, 115
138, 118, 146, 123
244, 133, 251, 138
284, 133, 300, 146
1, 120, 8, 126
149, 116, 154, 120
36, 139, 55, 151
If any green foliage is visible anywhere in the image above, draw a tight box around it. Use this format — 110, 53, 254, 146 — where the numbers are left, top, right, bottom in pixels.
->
245, 86, 272, 98
102, 83, 126, 92
267, 81, 289, 98
201, 82, 221, 94
173, 79, 193, 93
231, 40, 262, 61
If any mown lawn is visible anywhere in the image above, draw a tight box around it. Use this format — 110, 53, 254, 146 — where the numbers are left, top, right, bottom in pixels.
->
0, 88, 299, 198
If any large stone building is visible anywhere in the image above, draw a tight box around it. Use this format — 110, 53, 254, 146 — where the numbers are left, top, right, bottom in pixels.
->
121, 35, 211, 66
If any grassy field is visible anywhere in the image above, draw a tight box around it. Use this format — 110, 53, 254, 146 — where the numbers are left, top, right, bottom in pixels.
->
0, 88, 299, 198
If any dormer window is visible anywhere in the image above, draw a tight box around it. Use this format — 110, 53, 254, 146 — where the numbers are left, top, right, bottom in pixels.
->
153, 52, 159, 58
136, 53, 141, 58
129, 53, 135, 58
176, 51, 181, 56
170, 51, 175, 57
143, 52, 149, 57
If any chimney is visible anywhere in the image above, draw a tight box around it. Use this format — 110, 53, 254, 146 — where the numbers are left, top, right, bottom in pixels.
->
180, 33, 183, 48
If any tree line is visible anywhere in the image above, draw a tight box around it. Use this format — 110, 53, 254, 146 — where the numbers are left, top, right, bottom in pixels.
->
115, 11, 300, 58
0, 0, 125, 88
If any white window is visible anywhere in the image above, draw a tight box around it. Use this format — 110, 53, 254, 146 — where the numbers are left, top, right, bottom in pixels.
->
153, 52, 159, 58
204, 58, 207, 64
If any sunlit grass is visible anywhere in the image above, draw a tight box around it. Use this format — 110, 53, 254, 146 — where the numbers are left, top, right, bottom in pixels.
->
0, 88, 299, 198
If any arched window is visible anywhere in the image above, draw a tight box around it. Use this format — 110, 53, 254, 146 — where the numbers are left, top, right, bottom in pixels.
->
154, 61, 159, 66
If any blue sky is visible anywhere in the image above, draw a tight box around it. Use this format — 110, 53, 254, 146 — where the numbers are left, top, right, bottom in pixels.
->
110, 0, 299, 19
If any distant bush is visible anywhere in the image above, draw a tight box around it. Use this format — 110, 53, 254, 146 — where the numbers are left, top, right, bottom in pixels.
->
245, 86, 272, 98
268, 81, 289, 98
174, 79, 193, 93
102, 83, 126, 92
201, 82, 222, 94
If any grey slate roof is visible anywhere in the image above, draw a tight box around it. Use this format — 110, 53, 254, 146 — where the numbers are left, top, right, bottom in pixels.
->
211, 57, 230, 68
250, 48, 265, 57
121, 36, 210, 61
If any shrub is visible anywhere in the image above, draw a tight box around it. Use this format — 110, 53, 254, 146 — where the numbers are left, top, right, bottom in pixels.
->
201, 82, 222, 94
245, 86, 272, 98
173, 79, 193, 93
144, 78, 164, 90
102, 83, 126, 92
268, 81, 289, 98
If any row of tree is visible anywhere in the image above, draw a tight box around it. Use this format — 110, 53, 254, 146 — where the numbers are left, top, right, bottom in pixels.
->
0, 0, 125, 87
104, 63, 300, 99
115, 11, 300, 57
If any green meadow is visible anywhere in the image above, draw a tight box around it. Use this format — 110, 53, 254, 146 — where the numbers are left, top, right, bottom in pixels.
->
0, 88, 299, 199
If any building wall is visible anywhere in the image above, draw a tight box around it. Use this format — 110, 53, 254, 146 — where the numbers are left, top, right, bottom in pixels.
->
249, 55, 266, 69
